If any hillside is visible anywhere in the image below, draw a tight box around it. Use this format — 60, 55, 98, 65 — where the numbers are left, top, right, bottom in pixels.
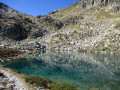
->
0, 0, 120, 52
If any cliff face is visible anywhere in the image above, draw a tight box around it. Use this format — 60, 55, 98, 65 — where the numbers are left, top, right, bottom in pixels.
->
0, 2, 33, 40
75, 0, 120, 7
0, 0, 120, 52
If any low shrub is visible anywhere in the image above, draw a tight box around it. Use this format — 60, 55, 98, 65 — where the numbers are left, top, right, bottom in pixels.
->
24, 75, 52, 88
51, 82, 77, 90
115, 22, 120, 29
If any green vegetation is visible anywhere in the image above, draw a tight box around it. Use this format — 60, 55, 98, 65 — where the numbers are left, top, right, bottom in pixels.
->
0, 47, 24, 59
96, 9, 120, 20
115, 21, 120, 29
23, 75, 77, 90
51, 82, 77, 90
24, 75, 52, 88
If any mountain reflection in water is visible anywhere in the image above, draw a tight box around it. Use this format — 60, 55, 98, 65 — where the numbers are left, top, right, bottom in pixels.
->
1, 51, 120, 90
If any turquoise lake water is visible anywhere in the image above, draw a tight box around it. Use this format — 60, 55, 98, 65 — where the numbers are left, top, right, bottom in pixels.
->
1, 51, 120, 90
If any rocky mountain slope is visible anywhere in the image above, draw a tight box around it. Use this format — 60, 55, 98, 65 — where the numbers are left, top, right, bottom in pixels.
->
0, 0, 120, 52
0, 2, 49, 40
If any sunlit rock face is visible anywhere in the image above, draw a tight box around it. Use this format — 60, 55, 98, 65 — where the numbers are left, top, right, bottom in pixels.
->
0, 0, 120, 52
76, 0, 120, 8
2, 52, 120, 89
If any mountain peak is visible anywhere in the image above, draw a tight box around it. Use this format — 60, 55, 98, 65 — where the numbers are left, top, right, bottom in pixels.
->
74, 0, 120, 9
0, 2, 9, 9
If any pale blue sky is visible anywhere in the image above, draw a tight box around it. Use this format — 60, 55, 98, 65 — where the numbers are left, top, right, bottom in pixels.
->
0, 0, 79, 16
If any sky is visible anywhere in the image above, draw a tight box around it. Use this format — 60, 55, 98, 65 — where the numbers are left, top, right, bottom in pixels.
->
0, 0, 79, 16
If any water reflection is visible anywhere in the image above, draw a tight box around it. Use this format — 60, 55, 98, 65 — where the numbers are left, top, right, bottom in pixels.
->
1, 51, 120, 90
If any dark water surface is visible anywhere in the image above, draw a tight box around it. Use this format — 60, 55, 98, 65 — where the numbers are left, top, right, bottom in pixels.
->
1, 51, 120, 90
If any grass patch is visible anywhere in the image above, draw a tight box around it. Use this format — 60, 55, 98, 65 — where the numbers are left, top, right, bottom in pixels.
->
114, 21, 120, 29
24, 75, 52, 88
23, 75, 77, 90
96, 9, 120, 20
51, 82, 77, 90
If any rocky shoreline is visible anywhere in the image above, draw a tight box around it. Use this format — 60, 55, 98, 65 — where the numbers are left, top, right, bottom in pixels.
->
0, 67, 50, 90
0, 67, 28, 90
0, 53, 26, 62
0, 49, 35, 63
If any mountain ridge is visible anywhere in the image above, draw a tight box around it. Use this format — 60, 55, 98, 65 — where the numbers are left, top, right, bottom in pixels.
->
0, 0, 120, 52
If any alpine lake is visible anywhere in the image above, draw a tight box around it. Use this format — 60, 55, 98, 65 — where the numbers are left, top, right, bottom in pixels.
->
1, 51, 120, 90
